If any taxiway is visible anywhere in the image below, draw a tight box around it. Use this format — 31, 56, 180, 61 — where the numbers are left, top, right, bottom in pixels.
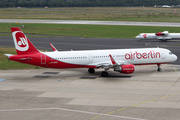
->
0, 36, 180, 120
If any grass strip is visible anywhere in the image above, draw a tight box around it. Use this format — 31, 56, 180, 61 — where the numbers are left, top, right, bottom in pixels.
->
1, 23, 180, 39
0, 47, 39, 70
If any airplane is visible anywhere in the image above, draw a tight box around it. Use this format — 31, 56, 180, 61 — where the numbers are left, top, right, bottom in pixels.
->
135, 31, 180, 41
4, 27, 177, 77
162, 5, 171, 8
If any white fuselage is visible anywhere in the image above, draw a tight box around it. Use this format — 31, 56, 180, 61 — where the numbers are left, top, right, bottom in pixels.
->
43, 48, 177, 67
135, 33, 180, 40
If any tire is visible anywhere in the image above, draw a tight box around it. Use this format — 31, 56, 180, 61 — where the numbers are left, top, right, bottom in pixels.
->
88, 68, 95, 73
157, 68, 162, 72
101, 71, 108, 77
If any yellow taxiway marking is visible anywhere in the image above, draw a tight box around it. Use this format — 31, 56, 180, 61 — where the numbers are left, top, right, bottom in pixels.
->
89, 92, 180, 120
90, 115, 102, 120
140, 101, 149, 104
160, 95, 168, 99
170, 93, 177, 96
105, 111, 115, 115
129, 104, 139, 107
150, 98, 159, 101
117, 107, 127, 111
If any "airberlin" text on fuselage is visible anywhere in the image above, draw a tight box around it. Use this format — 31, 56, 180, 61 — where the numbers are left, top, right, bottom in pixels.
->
125, 51, 161, 60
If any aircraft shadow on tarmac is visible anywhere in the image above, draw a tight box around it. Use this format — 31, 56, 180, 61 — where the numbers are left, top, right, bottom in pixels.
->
86, 71, 131, 78
99, 75, 131, 78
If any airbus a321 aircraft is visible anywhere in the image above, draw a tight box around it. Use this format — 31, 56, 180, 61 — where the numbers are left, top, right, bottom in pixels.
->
5, 27, 177, 77
135, 31, 180, 41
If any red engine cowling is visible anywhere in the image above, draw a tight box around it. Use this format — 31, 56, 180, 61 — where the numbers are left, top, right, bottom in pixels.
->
155, 32, 164, 36
114, 64, 135, 74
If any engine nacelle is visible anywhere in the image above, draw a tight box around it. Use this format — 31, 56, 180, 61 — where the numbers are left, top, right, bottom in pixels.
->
155, 32, 164, 36
114, 64, 135, 74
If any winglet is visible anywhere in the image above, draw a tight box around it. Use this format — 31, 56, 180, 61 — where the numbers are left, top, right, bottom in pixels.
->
49, 43, 58, 52
109, 54, 117, 65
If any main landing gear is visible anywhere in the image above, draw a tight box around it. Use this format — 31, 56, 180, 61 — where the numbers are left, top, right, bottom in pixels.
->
163, 39, 167, 42
157, 64, 162, 72
88, 68, 95, 73
101, 71, 108, 77
88, 68, 109, 77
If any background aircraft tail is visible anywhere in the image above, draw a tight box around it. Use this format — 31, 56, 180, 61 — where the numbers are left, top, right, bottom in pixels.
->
11, 27, 39, 55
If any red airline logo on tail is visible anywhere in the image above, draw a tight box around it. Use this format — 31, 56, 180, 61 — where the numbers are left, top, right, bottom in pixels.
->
12, 31, 29, 51
143, 34, 147, 38
19, 37, 28, 47
11, 27, 39, 55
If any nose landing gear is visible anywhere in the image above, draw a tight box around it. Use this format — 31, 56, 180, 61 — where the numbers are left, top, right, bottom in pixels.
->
157, 64, 162, 72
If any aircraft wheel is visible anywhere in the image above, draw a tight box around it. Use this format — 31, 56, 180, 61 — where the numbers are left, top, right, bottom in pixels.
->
88, 68, 95, 73
101, 71, 108, 77
157, 68, 162, 72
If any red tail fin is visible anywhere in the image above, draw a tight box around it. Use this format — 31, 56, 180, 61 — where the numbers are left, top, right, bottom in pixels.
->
11, 27, 39, 55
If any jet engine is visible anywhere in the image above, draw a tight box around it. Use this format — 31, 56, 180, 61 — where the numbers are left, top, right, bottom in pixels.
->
155, 31, 168, 36
114, 64, 135, 74
155, 32, 164, 36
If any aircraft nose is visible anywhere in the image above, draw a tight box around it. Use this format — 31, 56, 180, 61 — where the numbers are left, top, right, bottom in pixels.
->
135, 36, 140, 39
173, 54, 178, 61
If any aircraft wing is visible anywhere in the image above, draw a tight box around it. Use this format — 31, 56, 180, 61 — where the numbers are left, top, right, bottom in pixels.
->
157, 36, 172, 40
88, 54, 129, 69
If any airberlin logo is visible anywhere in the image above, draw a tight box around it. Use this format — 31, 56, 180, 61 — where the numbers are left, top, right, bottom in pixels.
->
18, 37, 28, 47
12, 31, 29, 51
125, 51, 161, 60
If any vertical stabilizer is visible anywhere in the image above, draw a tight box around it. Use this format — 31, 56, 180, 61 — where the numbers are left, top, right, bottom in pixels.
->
11, 27, 39, 55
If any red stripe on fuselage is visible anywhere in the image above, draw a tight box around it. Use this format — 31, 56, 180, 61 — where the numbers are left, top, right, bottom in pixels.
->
134, 62, 170, 65
9, 53, 170, 69
9, 53, 96, 69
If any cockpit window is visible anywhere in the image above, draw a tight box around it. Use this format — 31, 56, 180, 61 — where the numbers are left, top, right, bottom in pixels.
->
169, 52, 173, 55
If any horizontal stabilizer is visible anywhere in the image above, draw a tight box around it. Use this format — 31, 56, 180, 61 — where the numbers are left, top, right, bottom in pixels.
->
4, 54, 14, 57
